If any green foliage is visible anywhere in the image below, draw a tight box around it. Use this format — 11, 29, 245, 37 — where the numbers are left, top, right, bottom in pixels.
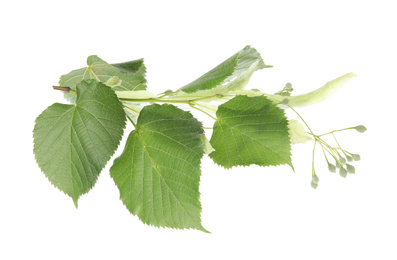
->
33, 80, 126, 206
209, 95, 292, 169
59, 55, 147, 102
109, 104, 206, 231
32, 45, 364, 231
179, 46, 271, 95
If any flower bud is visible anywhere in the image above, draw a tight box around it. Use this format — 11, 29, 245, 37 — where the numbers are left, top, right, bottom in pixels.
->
355, 125, 367, 133
285, 83, 293, 91
282, 98, 290, 105
328, 163, 336, 173
346, 164, 355, 174
105, 76, 121, 87
311, 180, 318, 189
352, 154, 361, 161
339, 157, 346, 165
339, 168, 348, 178
347, 155, 353, 162
312, 175, 319, 184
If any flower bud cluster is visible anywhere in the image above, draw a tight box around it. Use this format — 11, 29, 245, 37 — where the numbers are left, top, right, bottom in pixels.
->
309, 125, 366, 189
275, 82, 294, 96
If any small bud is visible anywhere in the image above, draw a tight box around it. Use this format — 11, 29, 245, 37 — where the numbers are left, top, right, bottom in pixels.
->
281, 92, 291, 96
281, 98, 290, 105
352, 154, 361, 161
339, 168, 348, 178
105, 76, 121, 87
339, 157, 347, 165
164, 89, 173, 94
347, 155, 353, 162
285, 83, 292, 90
355, 125, 367, 133
311, 180, 318, 189
346, 164, 355, 174
312, 175, 319, 184
328, 163, 336, 173
336, 162, 341, 169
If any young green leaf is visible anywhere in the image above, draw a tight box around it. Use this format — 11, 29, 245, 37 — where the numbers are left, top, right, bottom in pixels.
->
176, 46, 270, 97
109, 104, 207, 232
33, 80, 126, 206
209, 95, 292, 169
201, 134, 215, 154
288, 119, 312, 144
59, 56, 147, 95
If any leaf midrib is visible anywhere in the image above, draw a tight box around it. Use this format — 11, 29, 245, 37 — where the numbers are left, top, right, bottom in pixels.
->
136, 130, 199, 225
222, 119, 290, 164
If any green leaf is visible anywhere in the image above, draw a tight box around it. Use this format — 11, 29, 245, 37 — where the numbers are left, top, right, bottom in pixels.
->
178, 45, 270, 95
109, 104, 207, 232
209, 95, 292, 169
59, 56, 147, 100
33, 80, 126, 206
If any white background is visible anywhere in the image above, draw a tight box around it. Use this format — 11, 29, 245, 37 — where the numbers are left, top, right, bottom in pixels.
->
1, 0, 396, 259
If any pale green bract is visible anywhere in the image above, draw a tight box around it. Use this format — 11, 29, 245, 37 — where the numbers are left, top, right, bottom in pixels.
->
33, 80, 126, 206
209, 95, 292, 169
215, 73, 357, 108
288, 120, 312, 144
268, 72, 357, 107
109, 104, 207, 232
201, 134, 215, 154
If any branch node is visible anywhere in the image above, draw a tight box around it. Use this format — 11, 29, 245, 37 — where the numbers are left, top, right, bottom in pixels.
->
53, 86, 76, 95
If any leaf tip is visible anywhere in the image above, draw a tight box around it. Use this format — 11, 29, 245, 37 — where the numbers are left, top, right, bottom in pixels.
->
73, 198, 79, 209
288, 162, 295, 173
198, 225, 211, 234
